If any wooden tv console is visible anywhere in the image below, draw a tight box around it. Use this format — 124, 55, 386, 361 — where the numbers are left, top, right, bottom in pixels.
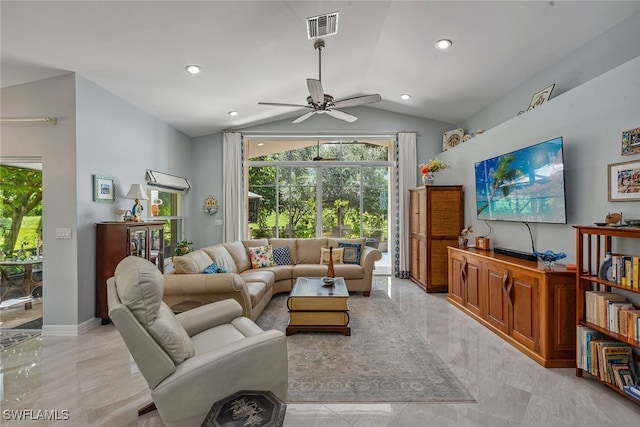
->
447, 247, 576, 368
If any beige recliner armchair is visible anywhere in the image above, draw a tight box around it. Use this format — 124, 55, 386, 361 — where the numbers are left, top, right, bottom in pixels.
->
107, 256, 288, 427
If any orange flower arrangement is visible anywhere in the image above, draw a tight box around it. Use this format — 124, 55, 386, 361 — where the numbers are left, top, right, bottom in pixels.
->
419, 159, 449, 175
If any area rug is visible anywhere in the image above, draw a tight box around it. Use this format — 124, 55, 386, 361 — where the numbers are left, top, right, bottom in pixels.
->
11, 317, 43, 330
256, 289, 475, 403
0, 330, 41, 351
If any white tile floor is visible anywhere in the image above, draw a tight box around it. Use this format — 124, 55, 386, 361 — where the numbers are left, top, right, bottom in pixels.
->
1, 276, 639, 426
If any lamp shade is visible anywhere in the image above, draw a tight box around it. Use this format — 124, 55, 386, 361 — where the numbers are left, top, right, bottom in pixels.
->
124, 184, 149, 200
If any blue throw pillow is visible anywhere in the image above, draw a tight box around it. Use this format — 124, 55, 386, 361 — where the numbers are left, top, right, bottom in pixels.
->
339, 242, 362, 264
203, 263, 219, 274
273, 246, 292, 265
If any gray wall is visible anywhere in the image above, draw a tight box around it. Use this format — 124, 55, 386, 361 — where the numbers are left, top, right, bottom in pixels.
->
437, 56, 640, 263
1, 74, 192, 333
187, 108, 456, 249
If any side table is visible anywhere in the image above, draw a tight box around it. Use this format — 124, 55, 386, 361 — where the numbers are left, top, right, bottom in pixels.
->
202, 390, 286, 427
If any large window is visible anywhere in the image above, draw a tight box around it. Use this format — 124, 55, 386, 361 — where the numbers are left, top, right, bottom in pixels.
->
147, 189, 184, 260
246, 139, 392, 252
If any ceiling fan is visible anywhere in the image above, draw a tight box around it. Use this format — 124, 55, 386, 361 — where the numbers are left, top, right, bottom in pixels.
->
259, 39, 381, 124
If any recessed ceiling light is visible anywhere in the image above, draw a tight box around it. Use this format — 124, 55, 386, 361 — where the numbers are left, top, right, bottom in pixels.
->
228, 111, 238, 116
400, 94, 411, 100
435, 39, 452, 50
185, 65, 200, 74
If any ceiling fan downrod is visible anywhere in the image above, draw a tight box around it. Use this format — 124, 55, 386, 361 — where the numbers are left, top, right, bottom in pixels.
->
314, 39, 324, 82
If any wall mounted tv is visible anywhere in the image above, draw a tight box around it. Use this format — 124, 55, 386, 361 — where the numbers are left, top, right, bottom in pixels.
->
475, 136, 567, 224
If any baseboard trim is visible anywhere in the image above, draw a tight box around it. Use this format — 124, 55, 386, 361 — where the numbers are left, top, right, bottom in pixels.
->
42, 318, 101, 336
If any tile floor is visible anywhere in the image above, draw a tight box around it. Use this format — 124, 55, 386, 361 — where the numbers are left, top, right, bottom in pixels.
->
1, 276, 639, 426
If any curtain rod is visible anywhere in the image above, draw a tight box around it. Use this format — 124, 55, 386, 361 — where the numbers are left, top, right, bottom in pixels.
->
0, 117, 57, 124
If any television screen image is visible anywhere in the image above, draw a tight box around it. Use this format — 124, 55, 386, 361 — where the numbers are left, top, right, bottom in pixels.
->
475, 137, 567, 223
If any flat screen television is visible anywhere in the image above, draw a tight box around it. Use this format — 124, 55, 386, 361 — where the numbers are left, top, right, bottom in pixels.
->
474, 136, 567, 224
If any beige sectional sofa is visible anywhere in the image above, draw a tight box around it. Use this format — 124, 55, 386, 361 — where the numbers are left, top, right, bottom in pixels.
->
162, 238, 382, 321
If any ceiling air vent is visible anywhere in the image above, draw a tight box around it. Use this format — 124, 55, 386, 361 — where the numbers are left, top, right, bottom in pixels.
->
306, 11, 339, 39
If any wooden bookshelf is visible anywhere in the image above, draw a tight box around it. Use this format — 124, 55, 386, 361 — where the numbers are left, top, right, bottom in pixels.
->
574, 225, 640, 405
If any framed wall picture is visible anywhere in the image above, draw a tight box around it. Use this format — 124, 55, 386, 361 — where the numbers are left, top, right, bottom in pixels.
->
93, 175, 115, 202
527, 83, 555, 110
621, 127, 640, 156
442, 128, 464, 151
608, 160, 640, 201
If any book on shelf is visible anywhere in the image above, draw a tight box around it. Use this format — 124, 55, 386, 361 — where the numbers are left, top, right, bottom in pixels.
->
589, 339, 621, 377
611, 254, 640, 288
609, 301, 634, 333
610, 363, 638, 390
623, 385, 640, 401
584, 291, 627, 328
576, 326, 604, 372
600, 345, 633, 384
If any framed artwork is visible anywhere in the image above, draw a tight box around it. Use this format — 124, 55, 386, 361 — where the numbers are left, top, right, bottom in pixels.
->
608, 160, 640, 201
527, 84, 555, 110
93, 175, 115, 202
621, 127, 640, 156
442, 128, 464, 151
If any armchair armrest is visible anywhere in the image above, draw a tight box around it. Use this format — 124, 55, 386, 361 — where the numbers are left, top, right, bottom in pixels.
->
360, 246, 382, 296
176, 299, 243, 337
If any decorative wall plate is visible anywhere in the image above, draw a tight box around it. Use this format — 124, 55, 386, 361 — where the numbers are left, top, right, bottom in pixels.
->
442, 128, 464, 151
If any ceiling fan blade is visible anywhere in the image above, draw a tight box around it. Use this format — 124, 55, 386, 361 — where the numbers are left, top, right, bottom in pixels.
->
307, 79, 324, 105
332, 94, 382, 109
292, 110, 317, 124
259, 101, 312, 108
325, 109, 358, 123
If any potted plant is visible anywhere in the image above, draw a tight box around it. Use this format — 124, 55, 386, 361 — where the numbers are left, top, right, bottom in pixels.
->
174, 240, 193, 258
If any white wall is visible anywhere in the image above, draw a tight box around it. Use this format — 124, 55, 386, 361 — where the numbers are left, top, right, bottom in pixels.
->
437, 57, 640, 263
188, 107, 456, 249
1, 74, 192, 333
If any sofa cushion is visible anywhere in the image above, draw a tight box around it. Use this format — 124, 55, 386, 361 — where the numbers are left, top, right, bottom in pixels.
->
240, 269, 276, 287
172, 249, 214, 274
269, 239, 298, 264
147, 302, 197, 365
247, 245, 277, 269
296, 238, 327, 264
203, 263, 228, 274
333, 264, 365, 279
320, 247, 344, 264
330, 238, 366, 264
293, 264, 332, 278
262, 265, 293, 282
245, 282, 267, 307
272, 246, 292, 265
202, 244, 239, 274
223, 241, 252, 272
338, 242, 362, 264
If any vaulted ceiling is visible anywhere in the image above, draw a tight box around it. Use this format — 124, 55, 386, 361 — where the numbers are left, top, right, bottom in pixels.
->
2, 1, 639, 137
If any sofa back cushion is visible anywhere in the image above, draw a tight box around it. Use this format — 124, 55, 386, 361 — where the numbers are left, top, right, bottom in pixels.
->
329, 238, 366, 265
320, 247, 344, 264
223, 241, 252, 272
296, 238, 328, 264
202, 244, 239, 274
172, 249, 214, 274
247, 245, 277, 269
269, 239, 298, 264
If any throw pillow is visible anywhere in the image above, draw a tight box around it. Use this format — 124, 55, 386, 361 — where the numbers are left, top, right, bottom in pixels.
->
203, 263, 219, 274
247, 245, 276, 269
320, 247, 344, 264
273, 246, 292, 265
339, 242, 362, 264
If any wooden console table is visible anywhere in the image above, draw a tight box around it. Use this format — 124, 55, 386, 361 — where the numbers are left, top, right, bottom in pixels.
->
447, 247, 576, 367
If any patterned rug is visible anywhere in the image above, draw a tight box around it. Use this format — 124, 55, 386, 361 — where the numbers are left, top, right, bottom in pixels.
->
0, 330, 41, 351
256, 289, 475, 403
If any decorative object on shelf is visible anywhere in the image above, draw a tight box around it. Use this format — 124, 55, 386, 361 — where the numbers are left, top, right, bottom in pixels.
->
474, 129, 485, 136
151, 198, 163, 217
527, 83, 555, 111
442, 128, 464, 151
124, 184, 149, 221
605, 212, 623, 225
419, 159, 449, 185
463, 134, 473, 142
608, 159, 640, 201
624, 219, 640, 226
598, 252, 613, 281
533, 250, 566, 269
174, 240, 193, 257
458, 224, 473, 248
93, 175, 115, 202
203, 195, 218, 215
114, 209, 127, 222
475, 236, 491, 250
621, 127, 640, 156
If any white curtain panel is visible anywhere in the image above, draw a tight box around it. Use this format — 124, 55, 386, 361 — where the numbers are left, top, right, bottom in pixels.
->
223, 132, 244, 242
395, 132, 416, 278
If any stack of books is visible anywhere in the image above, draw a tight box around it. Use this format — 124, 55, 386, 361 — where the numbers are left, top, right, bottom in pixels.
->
610, 254, 640, 289
577, 326, 639, 392
584, 291, 640, 341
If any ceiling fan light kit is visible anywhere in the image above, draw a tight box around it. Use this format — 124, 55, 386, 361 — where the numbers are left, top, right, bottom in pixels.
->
259, 39, 381, 124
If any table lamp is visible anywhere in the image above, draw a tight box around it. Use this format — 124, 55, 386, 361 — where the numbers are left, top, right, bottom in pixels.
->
124, 184, 149, 222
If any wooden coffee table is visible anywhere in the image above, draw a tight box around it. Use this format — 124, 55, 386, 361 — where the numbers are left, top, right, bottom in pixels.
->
286, 277, 350, 336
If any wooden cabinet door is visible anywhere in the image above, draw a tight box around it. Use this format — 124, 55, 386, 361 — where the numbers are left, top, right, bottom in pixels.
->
510, 272, 540, 352
448, 251, 465, 305
464, 257, 483, 317
410, 236, 420, 283
486, 265, 509, 333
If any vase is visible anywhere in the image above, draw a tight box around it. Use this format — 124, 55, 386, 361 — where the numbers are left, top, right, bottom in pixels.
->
422, 173, 435, 185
